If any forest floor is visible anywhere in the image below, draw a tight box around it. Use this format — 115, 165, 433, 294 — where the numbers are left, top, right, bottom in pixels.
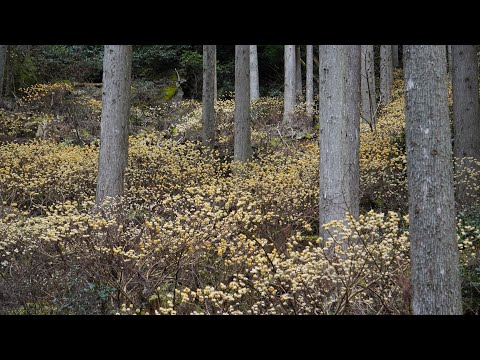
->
1, 70, 480, 315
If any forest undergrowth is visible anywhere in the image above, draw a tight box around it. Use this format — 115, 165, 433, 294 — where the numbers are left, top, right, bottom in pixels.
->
1, 70, 480, 314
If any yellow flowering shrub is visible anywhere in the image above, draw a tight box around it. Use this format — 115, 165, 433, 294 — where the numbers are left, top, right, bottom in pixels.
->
1, 71, 480, 314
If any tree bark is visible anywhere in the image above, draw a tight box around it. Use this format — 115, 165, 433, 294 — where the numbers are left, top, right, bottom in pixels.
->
234, 45, 252, 162
380, 45, 393, 104
214, 46, 217, 100
392, 45, 400, 68
0, 45, 6, 97
447, 45, 453, 85
249, 45, 260, 101
306, 45, 314, 118
361, 45, 376, 127
404, 45, 462, 315
319, 45, 361, 242
202, 45, 216, 145
96, 45, 132, 204
283, 45, 296, 124
451, 45, 480, 205
296, 46, 303, 100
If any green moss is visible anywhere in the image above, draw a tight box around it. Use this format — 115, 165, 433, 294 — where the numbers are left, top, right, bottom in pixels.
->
163, 86, 178, 102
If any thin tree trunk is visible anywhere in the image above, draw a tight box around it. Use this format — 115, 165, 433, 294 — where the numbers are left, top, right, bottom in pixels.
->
361, 45, 376, 127
250, 45, 260, 101
0, 45, 6, 97
392, 45, 400, 68
96, 45, 132, 204
447, 45, 453, 85
404, 45, 462, 315
451, 45, 480, 205
296, 46, 303, 100
306, 45, 314, 118
380, 45, 393, 104
202, 45, 216, 145
283, 45, 296, 124
319, 45, 361, 242
234, 45, 251, 162
214, 46, 217, 101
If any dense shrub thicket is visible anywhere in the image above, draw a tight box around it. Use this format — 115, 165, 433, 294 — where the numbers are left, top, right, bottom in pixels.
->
1, 70, 480, 315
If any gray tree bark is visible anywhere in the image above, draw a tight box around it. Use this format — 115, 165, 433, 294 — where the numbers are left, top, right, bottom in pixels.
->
306, 45, 314, 118
319, 45, 361, 242
249, 45, 260, 101
0, 45, 6, 97
234, 45, 252, 162
214, 46, 218, 100
404, 45, 462, 315
452, 45, 480, 204
202, 45, 216, 145
96, 45, 132, 204
283, 45, 296, 124
296, 46, 303, 99
380, 45, 393, 104
447, 45, 453, 84
361, 45, 376, 127
392, 45, 400, 68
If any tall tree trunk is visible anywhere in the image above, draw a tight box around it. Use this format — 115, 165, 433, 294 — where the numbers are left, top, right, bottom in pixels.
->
452, 45, 480, 205
319, 45, 361, 242
249, 45, 260, 101
392, 45, 400, 68
380, 45, 393, 104
0, 45, 6, 97
404, 45, 462, 315
214, 46, 217, 100
361, 45, 376, 127
283, 45, 296, 124
296, 46, 303, 100
234, 45, 251, 162
202, 45, 216, 145
306, 45, 314, 118
447, 45, 453, 85
96, 45, 132, 204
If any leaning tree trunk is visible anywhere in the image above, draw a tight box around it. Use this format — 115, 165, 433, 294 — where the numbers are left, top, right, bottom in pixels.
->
0, 45, 6, 97
283, 45, 296, 124
306, 45, 314, 118
380, 45, 393, 104
361, 45, 376, 127
404, 45, 462, 315
296, 46, 303, 100
202, 45, 216, 146
319, 45, 361, 243
451, 45, 480, 205
96, 45, 132, 204
392, 45, 400, 68
250, 45, 260, 101
234, 45, 251, 162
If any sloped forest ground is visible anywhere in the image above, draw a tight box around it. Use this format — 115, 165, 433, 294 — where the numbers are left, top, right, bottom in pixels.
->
1, 70, 480, 315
